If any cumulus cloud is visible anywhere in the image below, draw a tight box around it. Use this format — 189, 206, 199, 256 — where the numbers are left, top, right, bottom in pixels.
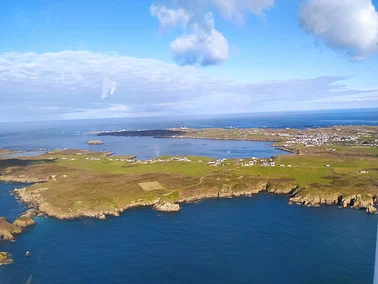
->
0, 50, 375, 121
299, 0, 378, 59
150, 4, 191, 29
151, 0, 275, 66
170, 12, 229, 66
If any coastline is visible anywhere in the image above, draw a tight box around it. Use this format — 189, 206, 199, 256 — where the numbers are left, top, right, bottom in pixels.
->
8, 179, 377, 221
1, 125, 377, 221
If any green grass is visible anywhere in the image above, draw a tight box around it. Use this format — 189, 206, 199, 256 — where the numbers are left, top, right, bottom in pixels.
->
3, 143, 378, 216
57, 160, 214, 176
236, 165, 332, 185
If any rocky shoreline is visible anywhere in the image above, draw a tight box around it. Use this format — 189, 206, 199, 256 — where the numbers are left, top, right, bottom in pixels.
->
12, 182, 377, 221
0, 252, 13, 265
0, 209, 37, 241
0, 176, 49, 183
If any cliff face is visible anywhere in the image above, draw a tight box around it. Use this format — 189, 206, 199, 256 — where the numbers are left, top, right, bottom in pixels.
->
289, 192, 341, 207
15, 186, 162, 220
153, 201, 180, 212
289, 192, 377, 212
13, 183, 378, 221
13, 209, 38, 228
0, 252, 13, 265
0, 209, 37, 241
0, 217, 22, 241
0, 175, 49, 183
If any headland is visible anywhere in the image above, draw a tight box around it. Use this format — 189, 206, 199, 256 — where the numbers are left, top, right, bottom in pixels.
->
0, 125, 376, 223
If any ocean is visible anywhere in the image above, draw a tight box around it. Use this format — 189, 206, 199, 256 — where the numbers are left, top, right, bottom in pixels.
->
0, 108, 377, 283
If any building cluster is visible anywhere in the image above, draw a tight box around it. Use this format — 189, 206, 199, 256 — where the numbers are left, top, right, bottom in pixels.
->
277, 132, 378, 147
206, 157, 293, 168
136, 156, 192, 165
207, 158, 228, 167
207, 128, 378, 147
236, 158, 281, 168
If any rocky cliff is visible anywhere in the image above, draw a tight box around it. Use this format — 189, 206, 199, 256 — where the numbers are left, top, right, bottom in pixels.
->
13, 209, 38, 228
0, 217, 22, 241
289, 191, 377, 213
13, 182, 378, 221
153, 200, 180, 212
0, 209, 37, 241
0, 252, 13, 265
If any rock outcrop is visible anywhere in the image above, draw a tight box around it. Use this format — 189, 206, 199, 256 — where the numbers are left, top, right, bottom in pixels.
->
266, 182, 297, 194
12, 181, 378, 220
14, 186, 160, 219
153, 201, 180, 212
87, 140, 104, 145
0, 252, 13, 265
289, 191, 377, 214
0, 217, 22, 241
366, 206, 377, 214
0, 175, 48, 183
0, 209, 38, 241
289, 192, 341, 207
13, 209, 38, 228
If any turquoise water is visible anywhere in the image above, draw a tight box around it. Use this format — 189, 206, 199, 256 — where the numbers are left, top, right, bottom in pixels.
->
1, 109, 378, 283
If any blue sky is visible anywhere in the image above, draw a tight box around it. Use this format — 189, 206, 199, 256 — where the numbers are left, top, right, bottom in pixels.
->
0, 0, 378, 122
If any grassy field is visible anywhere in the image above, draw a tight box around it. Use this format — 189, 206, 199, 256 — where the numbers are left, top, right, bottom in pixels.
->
1, 142, 378, 217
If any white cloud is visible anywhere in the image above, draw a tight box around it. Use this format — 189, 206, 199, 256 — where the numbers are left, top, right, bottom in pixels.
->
151, 0, 275, 66
170, 12, 229, 66
209, 0, 275, 22
150, 4, 192, 29
0, 50, 375, 121
299, 0, 378, 59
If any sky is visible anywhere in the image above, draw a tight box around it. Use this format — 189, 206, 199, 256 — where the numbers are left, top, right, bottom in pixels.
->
0, 0, 378, 122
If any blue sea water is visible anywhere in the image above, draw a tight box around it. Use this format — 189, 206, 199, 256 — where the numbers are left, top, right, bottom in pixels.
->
0, 108, 378, 283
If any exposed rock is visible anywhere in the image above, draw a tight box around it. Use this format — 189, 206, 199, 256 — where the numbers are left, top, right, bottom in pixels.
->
22, 209, 38, 219
0, 176, 48, 183
153, 201, 180, 212
341, 195, 375, 210
366, 206, 377, 214
12, 178, 378, 220
87, 140, 104, 145
14, 186, 160, 219
13, 217, 35, 228
289, 192, 341, 207
0, 217, 22, 241
0, 252, 13, 265
290, 191, 377, 213
266, 182, 297, 194
13, 210, 37, 228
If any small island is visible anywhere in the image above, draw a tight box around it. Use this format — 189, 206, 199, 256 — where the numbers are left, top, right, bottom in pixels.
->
0, 252, 13, 265
0, 126, 376, 221
87, 140, 104, 145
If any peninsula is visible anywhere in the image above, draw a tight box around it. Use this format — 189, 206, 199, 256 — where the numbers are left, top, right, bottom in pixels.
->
0, 126, 376, 222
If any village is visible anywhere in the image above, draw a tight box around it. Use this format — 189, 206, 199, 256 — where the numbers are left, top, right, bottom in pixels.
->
170, 126, 378, 148
57, 152, 296, 169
